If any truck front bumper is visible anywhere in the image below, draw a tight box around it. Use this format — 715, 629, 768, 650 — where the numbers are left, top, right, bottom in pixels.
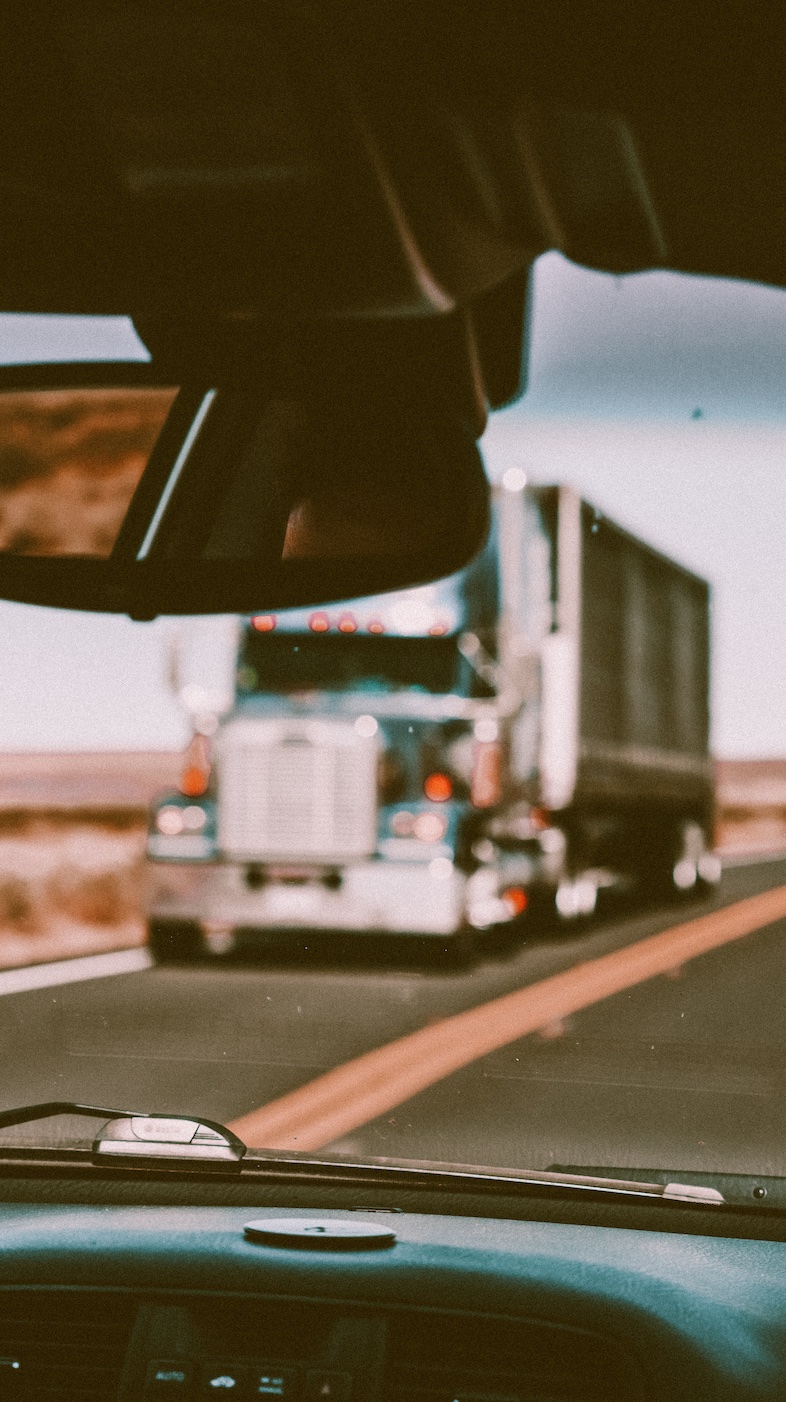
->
147, 858, 468, 938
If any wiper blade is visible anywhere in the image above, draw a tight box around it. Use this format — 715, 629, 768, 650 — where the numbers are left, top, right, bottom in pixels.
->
242, 1149, 726, 1205
555, 1164, 786, 1212
0, 1101, 245, 1170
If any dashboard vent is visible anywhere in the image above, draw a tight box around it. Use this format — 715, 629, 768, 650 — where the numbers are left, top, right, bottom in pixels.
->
385, 1309, 641, 1401
0, 1290, 135, 1401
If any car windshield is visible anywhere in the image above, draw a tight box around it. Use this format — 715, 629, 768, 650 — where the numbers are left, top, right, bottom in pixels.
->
3, 254, 786, 1190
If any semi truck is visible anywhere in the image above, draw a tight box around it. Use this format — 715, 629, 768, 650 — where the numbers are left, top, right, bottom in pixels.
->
146, 477, 719, 960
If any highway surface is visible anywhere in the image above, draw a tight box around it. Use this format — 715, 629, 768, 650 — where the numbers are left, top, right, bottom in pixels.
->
3, 856, 786, 1180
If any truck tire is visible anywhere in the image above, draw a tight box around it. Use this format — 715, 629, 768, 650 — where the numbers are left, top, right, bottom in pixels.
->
148, 919, 204, 964
669, 823, 722, 902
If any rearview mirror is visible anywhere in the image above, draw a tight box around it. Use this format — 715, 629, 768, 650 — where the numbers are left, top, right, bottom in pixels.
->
0, 364, 490, 617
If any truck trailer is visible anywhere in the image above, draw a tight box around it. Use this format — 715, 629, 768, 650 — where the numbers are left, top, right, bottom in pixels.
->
146, 478, 718, 959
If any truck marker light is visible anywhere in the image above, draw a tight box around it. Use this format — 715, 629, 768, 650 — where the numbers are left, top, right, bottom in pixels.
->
179, 732, 211, 797
251, 614, 276, 632
180, 766, 209, 797
156, 806, 185, 836
424, 772, 452, 802
502, 886, 528, 916
354, 714, 378, 738
412, 812, 448, 842
338, 612, 357, 632
309, 612, 330, 632
367, 619, 385, 633
428, 622, 448, 636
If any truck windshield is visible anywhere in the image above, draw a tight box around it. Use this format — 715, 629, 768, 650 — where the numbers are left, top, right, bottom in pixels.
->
238, 630, 478, 696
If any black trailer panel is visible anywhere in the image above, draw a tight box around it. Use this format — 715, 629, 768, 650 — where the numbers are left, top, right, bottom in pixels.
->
577, 502, 712, 808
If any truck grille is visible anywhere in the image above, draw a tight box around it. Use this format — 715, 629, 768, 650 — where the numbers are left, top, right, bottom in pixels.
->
217, 717, 379, 861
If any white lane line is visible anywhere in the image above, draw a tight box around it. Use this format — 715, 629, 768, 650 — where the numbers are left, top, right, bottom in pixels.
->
0, 946, 152, 997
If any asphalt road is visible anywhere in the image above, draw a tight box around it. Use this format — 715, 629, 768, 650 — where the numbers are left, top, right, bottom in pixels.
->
3, 856, 786, 1179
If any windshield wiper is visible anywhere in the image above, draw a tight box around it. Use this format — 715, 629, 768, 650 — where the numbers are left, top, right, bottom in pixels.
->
553, 1163, 786, 1212
239, 1149, 726, 1205
0, 1102, 245, 1170
0, 1106, 727, 1204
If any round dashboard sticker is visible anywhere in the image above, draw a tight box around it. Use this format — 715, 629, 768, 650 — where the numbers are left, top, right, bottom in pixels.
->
243, 1217, 397, 1249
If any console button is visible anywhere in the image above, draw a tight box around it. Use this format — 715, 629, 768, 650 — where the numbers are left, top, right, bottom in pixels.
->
144, 1361, 193, 1399
200, 1363, 250, 1397
253, 1369, 299, 1397
303, 1373, 352, 1401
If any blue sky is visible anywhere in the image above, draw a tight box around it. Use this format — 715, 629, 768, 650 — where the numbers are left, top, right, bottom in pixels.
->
1, 253, 786, 756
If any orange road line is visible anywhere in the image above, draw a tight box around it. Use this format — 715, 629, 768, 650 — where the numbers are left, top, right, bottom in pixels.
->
228, 883, 786, 1151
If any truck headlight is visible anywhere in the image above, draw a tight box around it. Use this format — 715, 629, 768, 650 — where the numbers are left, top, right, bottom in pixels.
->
155, 804, 207, 836
412, 812, 448, 842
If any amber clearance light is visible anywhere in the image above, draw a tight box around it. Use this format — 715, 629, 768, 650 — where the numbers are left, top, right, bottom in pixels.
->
179, 733, 211, 798
502, 886, 528, 916
424, 772, 453, 802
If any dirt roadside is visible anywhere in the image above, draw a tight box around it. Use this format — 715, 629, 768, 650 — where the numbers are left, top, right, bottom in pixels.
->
0, 752, 180, 971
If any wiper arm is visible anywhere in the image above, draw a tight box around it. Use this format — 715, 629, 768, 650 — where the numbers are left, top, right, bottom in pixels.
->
0, 1101, 245, 1170
0, 1101, 144, 1131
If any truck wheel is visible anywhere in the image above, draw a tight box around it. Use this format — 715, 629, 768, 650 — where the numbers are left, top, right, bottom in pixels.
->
148, 919, 204, 964
555, 876, 598, 923
670, 823, 722, 901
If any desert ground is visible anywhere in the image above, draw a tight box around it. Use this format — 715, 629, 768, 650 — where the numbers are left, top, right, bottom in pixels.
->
0, 752, 179, 969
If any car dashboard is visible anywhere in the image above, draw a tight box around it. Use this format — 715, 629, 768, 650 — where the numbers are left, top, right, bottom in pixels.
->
3, 1183, 786, 1402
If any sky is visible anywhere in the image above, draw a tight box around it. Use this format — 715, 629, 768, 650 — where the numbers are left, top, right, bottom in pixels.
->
2, 253, 786, 755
